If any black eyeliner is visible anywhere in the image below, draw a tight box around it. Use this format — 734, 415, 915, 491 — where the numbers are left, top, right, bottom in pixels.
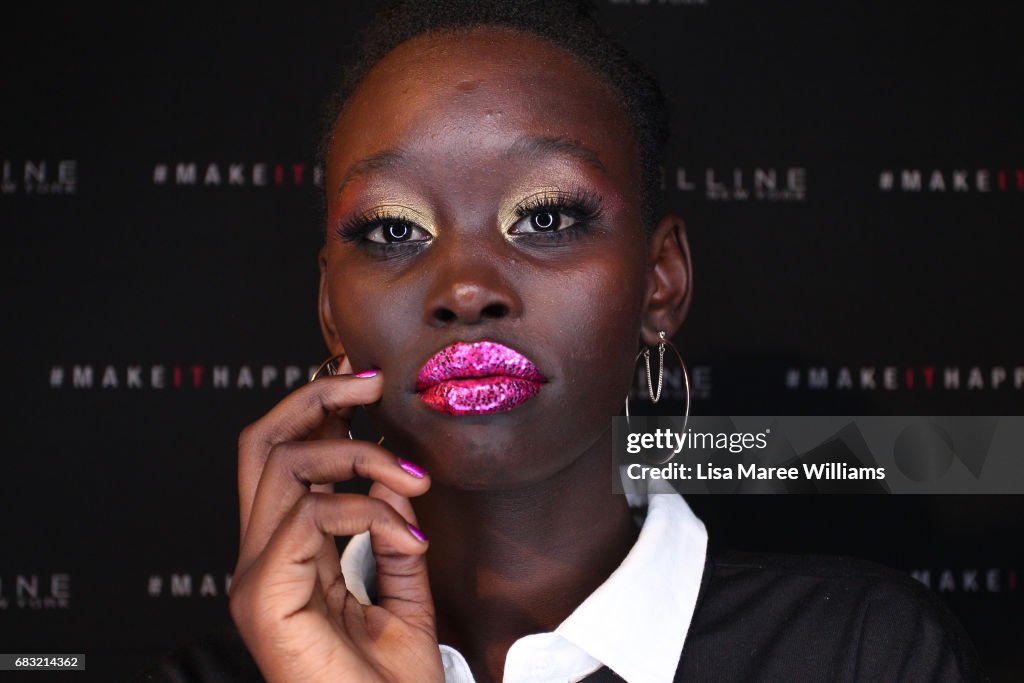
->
334, 207, 415, 243
513, 187, 604, 222
509, 187, 605, 244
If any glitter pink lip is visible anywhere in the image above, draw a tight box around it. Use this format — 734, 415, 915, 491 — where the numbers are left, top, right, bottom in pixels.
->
415, 341, 546, 415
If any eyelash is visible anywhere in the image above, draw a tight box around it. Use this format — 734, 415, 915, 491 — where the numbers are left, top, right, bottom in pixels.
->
512, 188, 604, 243
333, 207, 424, 257
332, 188, 604, 254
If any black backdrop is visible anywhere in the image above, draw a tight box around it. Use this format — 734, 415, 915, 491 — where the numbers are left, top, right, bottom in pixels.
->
3, 2, 1022, 680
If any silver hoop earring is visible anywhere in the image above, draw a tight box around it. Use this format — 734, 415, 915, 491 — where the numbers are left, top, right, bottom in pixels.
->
310, 353, 346, 382
625, 331, 691, 430
309, 353, 385, 446
624, 332, 691, 465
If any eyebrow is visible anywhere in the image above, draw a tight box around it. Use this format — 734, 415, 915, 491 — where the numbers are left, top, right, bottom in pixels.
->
332, 135, 607, 199
333, 149, 408, 199
505, 135, 607, 173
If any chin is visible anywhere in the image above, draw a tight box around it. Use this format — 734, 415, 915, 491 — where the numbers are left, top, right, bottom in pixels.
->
441, 428, 573, 491
371, 380, 617, 491
381, 412, 579, 491
433, 455, 560, 492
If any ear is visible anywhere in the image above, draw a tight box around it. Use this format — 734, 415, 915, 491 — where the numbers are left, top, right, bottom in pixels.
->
317, 246, 347, 357
640, 212, 692, 346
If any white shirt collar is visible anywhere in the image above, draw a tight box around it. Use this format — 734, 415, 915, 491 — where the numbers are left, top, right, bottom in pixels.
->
341, 480, 708, 683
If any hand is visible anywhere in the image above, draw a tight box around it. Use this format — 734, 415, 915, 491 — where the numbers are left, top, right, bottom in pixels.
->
229, 361, 443, 683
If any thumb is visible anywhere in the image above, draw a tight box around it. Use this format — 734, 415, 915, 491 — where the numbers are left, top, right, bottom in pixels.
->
368, 481, 435, 635
309, 354, 357, 443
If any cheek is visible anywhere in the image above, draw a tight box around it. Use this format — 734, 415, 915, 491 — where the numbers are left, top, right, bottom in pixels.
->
537, 250, 648, 402
325, 266, 411, 366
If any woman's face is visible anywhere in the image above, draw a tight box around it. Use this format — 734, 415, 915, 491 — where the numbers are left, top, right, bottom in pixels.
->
320, 27, 658, 489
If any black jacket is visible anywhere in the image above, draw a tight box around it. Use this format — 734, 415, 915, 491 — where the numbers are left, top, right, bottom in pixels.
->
135, 552, 984, 682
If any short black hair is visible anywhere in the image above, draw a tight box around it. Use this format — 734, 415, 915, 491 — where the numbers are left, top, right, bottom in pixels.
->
317, 0, 669, 232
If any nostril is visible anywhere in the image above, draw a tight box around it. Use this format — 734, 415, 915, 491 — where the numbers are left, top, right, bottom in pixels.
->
482, 303, 508, 319
433, 308, 457, 323
430, 301, 510, 325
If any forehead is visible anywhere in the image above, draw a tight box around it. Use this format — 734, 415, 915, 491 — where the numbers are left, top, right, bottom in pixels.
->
325, 27, 638, 192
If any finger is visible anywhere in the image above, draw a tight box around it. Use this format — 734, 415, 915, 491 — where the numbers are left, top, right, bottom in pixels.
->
315, 528, 345, 609
238, 440, 430, 575
309, 355, 355, 442
368, 482, 436, 634
310, 355, 375, 603
370, 481, 420, 524
246, 492, 428, 620
237, 372, 383, 539
307, 362, 358, 519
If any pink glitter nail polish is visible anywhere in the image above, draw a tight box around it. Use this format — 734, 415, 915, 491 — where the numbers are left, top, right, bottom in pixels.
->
398, 458, 428, 478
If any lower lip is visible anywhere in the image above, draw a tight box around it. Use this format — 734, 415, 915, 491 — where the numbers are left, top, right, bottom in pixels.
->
418, 376, 543, 415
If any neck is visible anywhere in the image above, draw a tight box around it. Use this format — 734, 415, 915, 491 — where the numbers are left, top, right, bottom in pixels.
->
413, 428, 638, 683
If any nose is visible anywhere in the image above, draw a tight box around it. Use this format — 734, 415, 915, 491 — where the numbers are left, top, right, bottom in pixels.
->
423, 252, 522, 327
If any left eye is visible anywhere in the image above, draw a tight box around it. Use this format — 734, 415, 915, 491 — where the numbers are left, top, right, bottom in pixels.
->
511, 211, 579, 234
365, 220, 431, 244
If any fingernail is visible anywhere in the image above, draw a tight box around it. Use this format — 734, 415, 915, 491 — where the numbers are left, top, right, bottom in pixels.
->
407, 523, 428, 543
354, 369, 378, 378
398, 458, 428, 479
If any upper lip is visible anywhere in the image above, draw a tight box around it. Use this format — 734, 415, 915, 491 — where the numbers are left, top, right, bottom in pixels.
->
415, 340, 546, 391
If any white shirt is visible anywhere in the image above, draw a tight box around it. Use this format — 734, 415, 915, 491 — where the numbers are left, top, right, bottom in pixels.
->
340, 481, 708, 683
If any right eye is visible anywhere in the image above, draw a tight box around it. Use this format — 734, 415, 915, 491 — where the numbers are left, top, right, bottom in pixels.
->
364, 219, 431, 244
